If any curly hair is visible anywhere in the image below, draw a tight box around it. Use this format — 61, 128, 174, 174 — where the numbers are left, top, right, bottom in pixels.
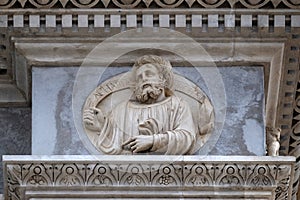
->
132, 55, 174, 92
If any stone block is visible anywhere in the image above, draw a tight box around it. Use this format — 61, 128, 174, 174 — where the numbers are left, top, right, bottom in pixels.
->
192, 15, 202, 27
110, 15, 120, 27
291, 15, 300, 27
94, 15, 104, 27
78, 15, 88, 28
126, 15, 137, 27
46, 15, 56, 28
29, 15, 40, 28
159, 14, 169, 27
274, 15, 285, 27
143, 15, 153, 27
208, 14, 218, 28
62, 14, 72, 28
0, 15, 8, 27
241, 15, 252, 27
225, 14, 235, 28
258, 15, 269, 27
13, 15, 23, 27
175, 15, 186, 28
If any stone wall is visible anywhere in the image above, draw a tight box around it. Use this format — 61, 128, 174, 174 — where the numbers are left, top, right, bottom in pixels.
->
32, 66, 265, 156
0, 107, 31, 193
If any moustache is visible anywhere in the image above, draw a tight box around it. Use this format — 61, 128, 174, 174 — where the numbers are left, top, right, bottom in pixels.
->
135, 82, 164, 103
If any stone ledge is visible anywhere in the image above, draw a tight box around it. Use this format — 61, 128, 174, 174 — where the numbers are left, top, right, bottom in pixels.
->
0, 84, 27, 106
2, 155, 295, 200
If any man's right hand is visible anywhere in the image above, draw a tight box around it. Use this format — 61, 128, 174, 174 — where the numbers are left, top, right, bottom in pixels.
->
83, 107, 105, 132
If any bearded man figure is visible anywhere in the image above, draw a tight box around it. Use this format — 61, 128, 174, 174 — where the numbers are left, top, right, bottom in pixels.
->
83, 55, 197, 155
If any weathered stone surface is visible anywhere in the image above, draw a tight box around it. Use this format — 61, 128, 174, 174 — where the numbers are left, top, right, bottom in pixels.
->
0, 107, 31, 194
32, 67, 89, 155
32, 65, 265, 156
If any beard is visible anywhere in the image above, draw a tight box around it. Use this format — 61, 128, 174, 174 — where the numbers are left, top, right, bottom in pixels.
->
135, 82, 164, 103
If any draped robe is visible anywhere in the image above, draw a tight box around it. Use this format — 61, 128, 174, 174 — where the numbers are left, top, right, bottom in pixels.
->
94, 95, 196, 155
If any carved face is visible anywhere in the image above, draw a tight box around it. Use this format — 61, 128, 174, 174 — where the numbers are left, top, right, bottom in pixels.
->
136, 64, 161, 84
134, 64, 164, 103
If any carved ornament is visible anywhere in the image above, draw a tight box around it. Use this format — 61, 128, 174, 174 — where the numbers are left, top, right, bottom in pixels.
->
0, 0, 299, 8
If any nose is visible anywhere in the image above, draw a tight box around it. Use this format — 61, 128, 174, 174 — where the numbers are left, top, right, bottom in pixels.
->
137, 72, 147, 81
141, 72, 147, 80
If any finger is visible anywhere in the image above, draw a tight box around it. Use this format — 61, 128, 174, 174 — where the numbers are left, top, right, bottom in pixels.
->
91, 107, 101, 114
85, 122, 94, 126
133, 146, 142, 153
83, 116, 94, 121
129, 141, 137, 147
122, 138, 135, 147
83, 119, 93, 124
83, 113, 94, 118
84, 109, 94, 114
83, 114, 93, 118
131, 144, 138, 151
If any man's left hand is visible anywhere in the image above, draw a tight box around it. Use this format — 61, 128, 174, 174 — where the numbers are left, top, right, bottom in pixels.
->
122, 135, 154, 153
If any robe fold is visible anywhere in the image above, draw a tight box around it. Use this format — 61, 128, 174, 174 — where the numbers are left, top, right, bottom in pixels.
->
94, 95, 196, 155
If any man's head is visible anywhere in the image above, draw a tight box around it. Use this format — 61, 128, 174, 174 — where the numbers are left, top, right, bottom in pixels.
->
132, 55, 174, 103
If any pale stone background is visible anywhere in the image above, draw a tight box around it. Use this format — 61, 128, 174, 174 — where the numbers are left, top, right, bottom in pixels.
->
32, 66, 265, 156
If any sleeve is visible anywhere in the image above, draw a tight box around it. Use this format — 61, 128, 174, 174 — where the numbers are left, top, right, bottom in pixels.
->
94, 108, 124, 155
151, 98, 196, 155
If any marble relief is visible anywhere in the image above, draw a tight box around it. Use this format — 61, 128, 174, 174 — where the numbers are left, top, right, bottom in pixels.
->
83, 55, 214, 155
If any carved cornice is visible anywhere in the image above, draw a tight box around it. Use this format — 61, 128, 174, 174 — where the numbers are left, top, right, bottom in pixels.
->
0, 0, 300, 9
3, 155, 296, 200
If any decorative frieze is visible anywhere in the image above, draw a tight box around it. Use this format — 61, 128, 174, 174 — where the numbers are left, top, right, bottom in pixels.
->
0, 0, 300, 9
1, 12, 300, 29
3, 155, 295, 199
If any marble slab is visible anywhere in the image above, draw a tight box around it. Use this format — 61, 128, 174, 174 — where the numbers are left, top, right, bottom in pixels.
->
32, 66, 265, 155
0, 107, 31, 193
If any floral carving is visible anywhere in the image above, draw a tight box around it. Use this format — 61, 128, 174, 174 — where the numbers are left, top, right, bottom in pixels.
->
22, 164, 52, 186
56, 164, 84, 186
185, 165, 213, 186
216, 165, 244, 186
152, 165, 181, 186
119, 165, 149, 186
3, 158, 294, 199
87, 164, 117, 186
247, 165, 275, 186
250, 167, 272, 186
6, 165, 22, 200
